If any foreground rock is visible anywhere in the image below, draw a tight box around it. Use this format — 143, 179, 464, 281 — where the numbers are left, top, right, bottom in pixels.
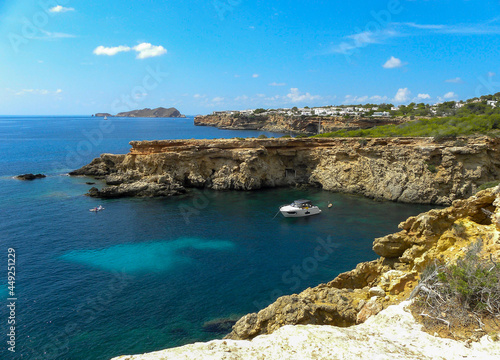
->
111, 302, 500, 360
16, 173, 46, 180
71, 137, 500, 204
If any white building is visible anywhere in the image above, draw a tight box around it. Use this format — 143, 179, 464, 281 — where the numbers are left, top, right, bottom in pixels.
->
487, 100, 498, 108
372, 111, 390, 117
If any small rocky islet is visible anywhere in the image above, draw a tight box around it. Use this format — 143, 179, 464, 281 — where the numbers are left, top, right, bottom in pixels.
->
15, 173, 46, 180
94, 107, 185, 118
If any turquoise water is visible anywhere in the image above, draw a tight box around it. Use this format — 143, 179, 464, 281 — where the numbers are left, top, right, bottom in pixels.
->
0, 116, 436, 359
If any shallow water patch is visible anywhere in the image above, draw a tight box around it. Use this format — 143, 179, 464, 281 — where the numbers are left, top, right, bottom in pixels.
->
59, 237, 235, 274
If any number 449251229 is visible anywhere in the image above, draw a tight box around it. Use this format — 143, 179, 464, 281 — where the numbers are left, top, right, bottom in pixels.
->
8, 248, 15, 297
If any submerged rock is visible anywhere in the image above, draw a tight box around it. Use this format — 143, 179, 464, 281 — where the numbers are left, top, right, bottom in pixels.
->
16, 173, 46, 180
202, 318, 238, 333
110, 302, 500, 360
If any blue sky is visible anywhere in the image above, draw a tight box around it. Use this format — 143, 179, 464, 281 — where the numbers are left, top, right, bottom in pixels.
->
1, 0, 500, 115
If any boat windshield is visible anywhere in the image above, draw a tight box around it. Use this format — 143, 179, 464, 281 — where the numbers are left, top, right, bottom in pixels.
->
292, 200, 313, 207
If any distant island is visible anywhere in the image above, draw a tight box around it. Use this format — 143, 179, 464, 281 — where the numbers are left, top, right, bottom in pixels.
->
94, 107, 185, 118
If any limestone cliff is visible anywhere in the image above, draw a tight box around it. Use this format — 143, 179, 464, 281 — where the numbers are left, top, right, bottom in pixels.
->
71, 137, 500, 205
194, 113, 406, 134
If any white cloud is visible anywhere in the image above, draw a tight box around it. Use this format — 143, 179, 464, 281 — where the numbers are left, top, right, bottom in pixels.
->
400, 22, 445, 30
37, 29, 75, 39
49, 5, 74, 13
397, 21, 500, 35
286, 88, 321, 103
93, 45, 131, 56
193, 94, 206, 99
393, 88, 411, 103
344, 95, 369, 104
13, 88, 62, 96
212, 97, 225, 102
370, 95, 389, 102
93, 43, 167, 58
444, 91, 457, 99
329, 29, 398, 55
445, 77, 463, 83
417, 93, 431, 100
488, 72, 496, 77
133, 43, 167, 59
235, 95, 249, 101
383, 56, 404, 69
269, 82, 286, 86
252, 74, 259, 78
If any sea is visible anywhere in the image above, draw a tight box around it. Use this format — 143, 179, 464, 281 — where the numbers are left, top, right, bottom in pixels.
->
0, 116, 436, 360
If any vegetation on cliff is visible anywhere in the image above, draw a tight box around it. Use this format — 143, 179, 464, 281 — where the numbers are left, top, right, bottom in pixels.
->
411, 240, 500, 338
317, 114, 500, 138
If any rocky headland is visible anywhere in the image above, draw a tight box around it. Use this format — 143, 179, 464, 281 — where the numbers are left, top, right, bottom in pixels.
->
194, 113, 406, 134
94, 107, 185, 118
111, 186, 500, 359
71, 136, 500, 205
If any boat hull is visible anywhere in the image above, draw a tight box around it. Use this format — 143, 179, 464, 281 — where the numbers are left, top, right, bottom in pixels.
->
280, 205, 321, 218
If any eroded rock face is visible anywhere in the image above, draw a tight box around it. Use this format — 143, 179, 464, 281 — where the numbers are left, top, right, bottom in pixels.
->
71, 137, 500, 204
225, 187, 500, 341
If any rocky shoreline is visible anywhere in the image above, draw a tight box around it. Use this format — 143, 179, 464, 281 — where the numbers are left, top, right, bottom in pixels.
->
194, 113, 407, 134
71, 136, 500, 205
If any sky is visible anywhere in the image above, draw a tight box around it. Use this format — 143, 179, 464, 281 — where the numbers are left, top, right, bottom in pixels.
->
1, 0, 500, 115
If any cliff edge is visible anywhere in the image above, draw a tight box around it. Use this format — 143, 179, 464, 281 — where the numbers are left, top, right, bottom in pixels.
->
71, 136, 500, 205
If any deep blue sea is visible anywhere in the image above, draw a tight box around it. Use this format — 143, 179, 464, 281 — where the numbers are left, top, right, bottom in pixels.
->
0, 116, 435, 360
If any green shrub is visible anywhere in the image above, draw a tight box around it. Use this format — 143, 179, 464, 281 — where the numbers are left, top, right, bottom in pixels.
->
257, 134, 268, 139
411, 240, 500, 329
358, 139, 368, 147
316, 113, 500, 138
477, 181, 500, 192
426, 163, 437, 173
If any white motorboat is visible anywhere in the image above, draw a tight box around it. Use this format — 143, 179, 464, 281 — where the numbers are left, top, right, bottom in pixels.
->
89, 205, 105, 212
279, 199, 321, 218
